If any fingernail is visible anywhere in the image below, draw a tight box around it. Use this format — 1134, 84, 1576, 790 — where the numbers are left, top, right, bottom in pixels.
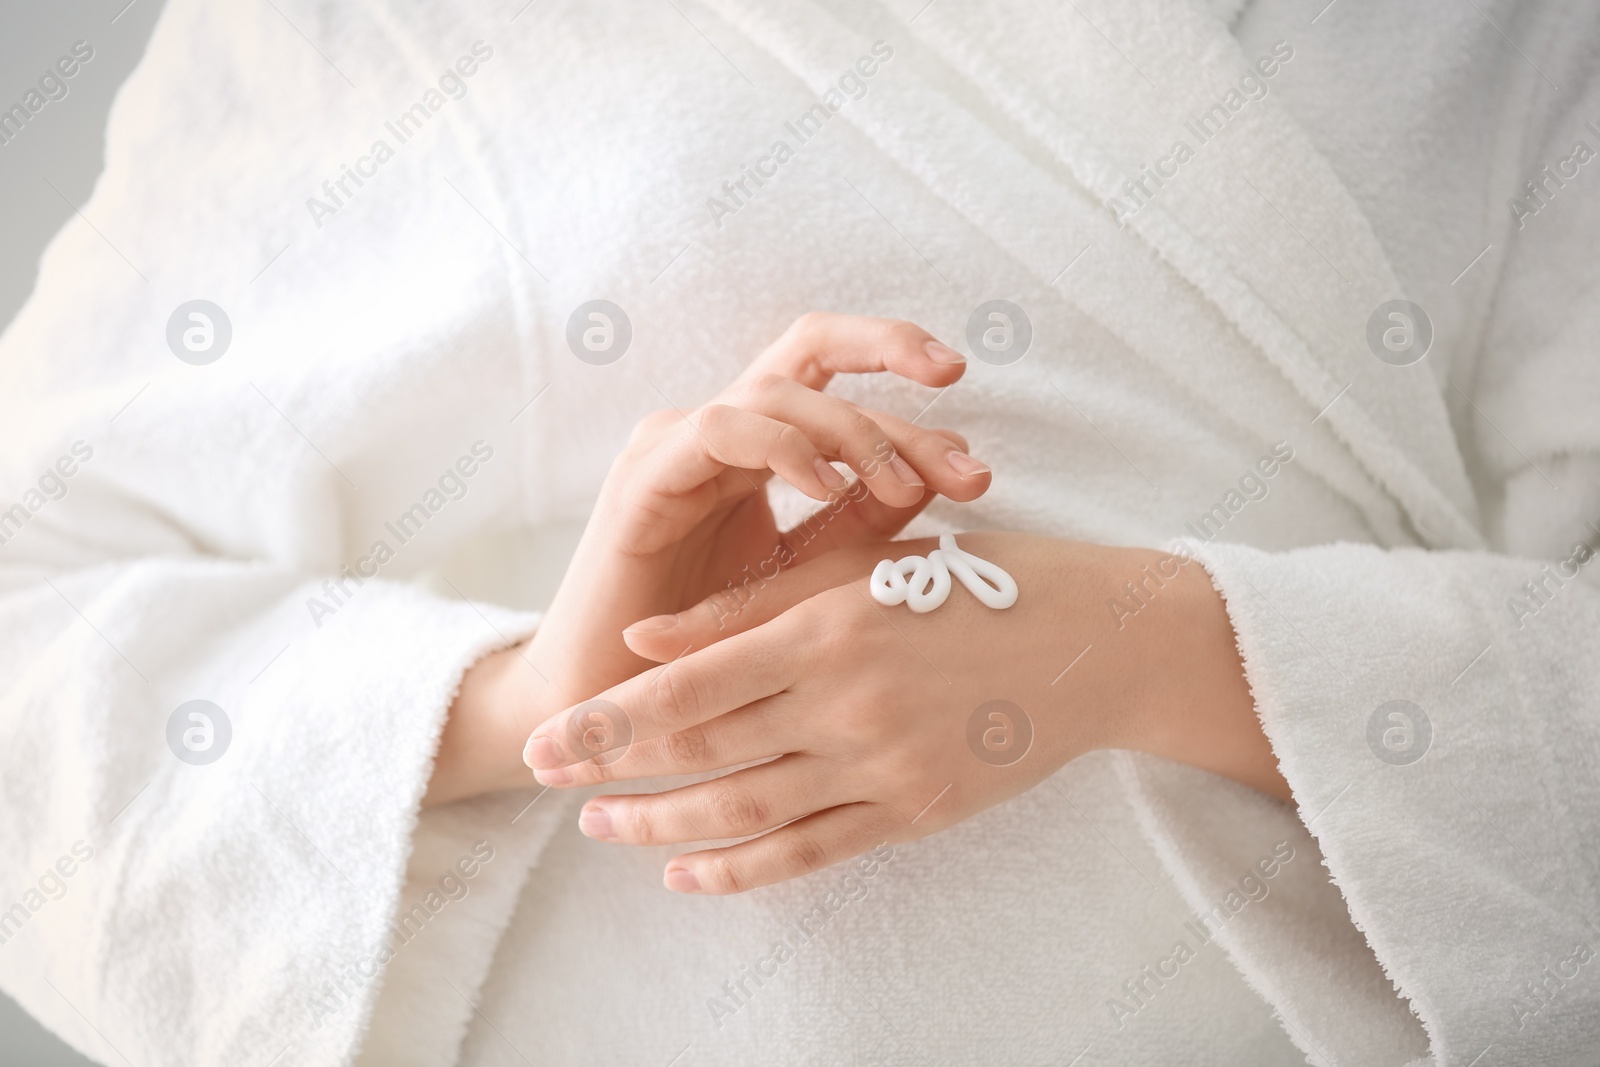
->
812, 455, 848, 491
624, 614, 678, 635
579, 805, 614, 840
534, 766, 572, 786
944, 450, 991, 477
524, 735, 563, 769
664, 867, 701, 893
888, 454, 924, 488
925, 340, 965, 365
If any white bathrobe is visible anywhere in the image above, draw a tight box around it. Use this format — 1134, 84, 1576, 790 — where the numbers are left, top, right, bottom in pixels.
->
1, 0, 1597, 1065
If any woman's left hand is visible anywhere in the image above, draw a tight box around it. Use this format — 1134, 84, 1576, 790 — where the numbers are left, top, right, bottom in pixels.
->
522, 531, 1288, 894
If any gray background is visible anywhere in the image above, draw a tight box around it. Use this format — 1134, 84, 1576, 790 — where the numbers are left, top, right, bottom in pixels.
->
0, 3, 166, 1061
0, 0, 164, 332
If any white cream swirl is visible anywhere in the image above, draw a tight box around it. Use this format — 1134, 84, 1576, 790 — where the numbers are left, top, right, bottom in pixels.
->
869, 534, 1018, 613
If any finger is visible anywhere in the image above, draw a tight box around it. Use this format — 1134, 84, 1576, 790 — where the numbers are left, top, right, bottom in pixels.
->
578, 754, 845, 846
699, 423, 972, 574
780, 487, 935, 569
662, 803, 894, 894
533, 699, 785, 788
626, 407, 689, 446
622, 539, 936, 662
639, 405, 843, 502
733, 375, 990, 507
523, 620, 801, 770
735, 375, 919, 507
860, 406, 990, 501
620, 507, 928, 666
778, 427, 971, 566
741, 313, 966, 392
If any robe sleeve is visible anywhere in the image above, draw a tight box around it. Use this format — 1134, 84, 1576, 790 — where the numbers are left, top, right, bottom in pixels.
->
0, 2, 558, 1064
1126, 45, 1600, 1067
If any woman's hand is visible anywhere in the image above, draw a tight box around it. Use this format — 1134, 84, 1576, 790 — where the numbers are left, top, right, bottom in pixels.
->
521, 532, 1289, 892
528, 313, 989, 704
424, 314, 990, 806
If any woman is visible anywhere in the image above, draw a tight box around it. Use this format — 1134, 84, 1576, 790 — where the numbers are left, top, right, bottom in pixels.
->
2, 0, 1595, 1064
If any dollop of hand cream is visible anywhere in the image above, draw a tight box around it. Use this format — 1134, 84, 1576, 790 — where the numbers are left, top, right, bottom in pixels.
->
869, 534, 1018, 613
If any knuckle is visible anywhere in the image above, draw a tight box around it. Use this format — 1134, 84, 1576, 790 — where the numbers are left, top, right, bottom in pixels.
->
608, 442, 645, 479
844, 410, 883, 444
698, 586, 749, 632
708, 783, 770, 834
892, 421, 931, 449
878, 317, 930, 357
879, 749, 926, 792
630, 408, 678, 442
836, 700, 893, 751
749, 371, 787, 397
703, 852, 751, 895
652, 667, 702, 729
620, 801, 656, 843
856, 441, 896, 481
695, 403, 736, 436
664, 726, 713, 769
885, 317, 925, 346
773, 422, 812, 459
777, 830, 831, 876
791, 310, 829, 340
576, 755, 614, 784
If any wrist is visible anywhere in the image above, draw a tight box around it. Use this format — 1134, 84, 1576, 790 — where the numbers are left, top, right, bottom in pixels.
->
1105, 547, 1291, 802
424, 641, 553, 807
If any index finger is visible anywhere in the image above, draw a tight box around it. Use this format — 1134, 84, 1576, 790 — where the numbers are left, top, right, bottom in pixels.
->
624, 540, 921, 662
739, 313, 967, 393
522, 619, 803, 771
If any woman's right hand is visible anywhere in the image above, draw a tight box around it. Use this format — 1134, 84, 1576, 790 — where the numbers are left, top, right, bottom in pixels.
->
425, 313, 992, 805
